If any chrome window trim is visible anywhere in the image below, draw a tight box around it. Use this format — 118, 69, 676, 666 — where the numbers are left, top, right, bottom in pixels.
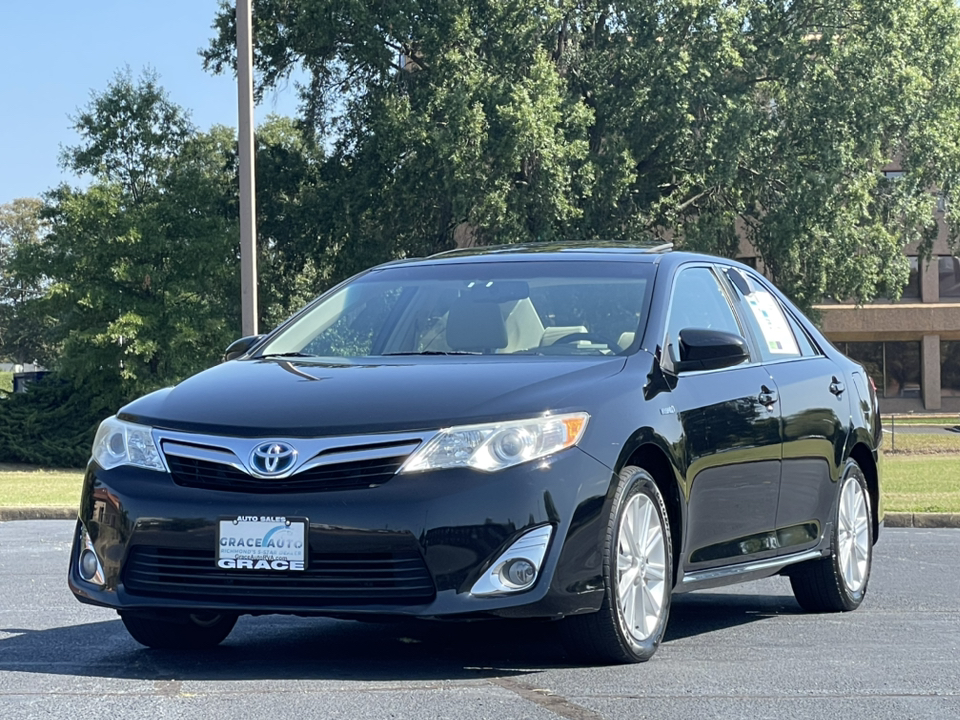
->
664, 362, 765, 378
759, 355, 826, 368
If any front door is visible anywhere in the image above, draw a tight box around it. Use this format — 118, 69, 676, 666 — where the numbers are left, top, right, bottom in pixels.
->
663, 265, 783, 573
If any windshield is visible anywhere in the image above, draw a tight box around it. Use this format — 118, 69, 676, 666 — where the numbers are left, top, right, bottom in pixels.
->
257, 260, 654, 358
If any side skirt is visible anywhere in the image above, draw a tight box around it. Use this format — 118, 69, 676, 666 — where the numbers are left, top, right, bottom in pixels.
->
675, 548, 825, 593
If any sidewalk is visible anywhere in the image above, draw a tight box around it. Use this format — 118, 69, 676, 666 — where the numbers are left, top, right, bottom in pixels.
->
1, 507, 958, 527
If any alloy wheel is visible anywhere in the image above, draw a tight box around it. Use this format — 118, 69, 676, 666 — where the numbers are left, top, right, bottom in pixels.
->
616, 493, 667, 642
837, 475, 870, 594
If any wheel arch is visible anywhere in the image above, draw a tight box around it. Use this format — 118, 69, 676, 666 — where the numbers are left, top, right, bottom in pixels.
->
618, 438, 684, 587
848, 441, 880, 544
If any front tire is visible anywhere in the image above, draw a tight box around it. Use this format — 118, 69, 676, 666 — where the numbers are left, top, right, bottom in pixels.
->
561, 466, 673, 664
789, 459, 873, 612
119, 610, 238, 649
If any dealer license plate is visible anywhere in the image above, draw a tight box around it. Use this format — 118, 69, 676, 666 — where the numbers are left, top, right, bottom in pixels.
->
217, 516, 307, 571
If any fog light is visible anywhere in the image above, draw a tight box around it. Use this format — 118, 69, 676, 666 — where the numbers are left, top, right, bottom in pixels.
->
76, 525, 105, 585
501, 558, 537, 589
471, 525, 553, 596
80, 550, 100, 580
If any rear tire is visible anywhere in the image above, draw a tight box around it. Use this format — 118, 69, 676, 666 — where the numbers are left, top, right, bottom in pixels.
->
560, 466, 673, 664
789, 460, 873, 612
119, 610, 237, 649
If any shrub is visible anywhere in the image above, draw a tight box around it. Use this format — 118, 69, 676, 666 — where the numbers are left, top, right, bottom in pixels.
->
0, 374, 111, 468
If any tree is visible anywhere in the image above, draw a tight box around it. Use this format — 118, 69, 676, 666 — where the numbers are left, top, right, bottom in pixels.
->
203, 0, 960, 310
63, 66, 194, 203
0, 198, 45, 287
253, 115, 330, 329
11, 69, 241, 407
0, 197, 53, 364
0, 376, 104, 467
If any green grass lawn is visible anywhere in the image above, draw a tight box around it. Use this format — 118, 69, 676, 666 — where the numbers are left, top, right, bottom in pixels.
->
882, 454, 960, 513
883, 414, 960, 427
0, 465, 84, 507
0, 371, 12, 394
884, 432, 960, 454
0, 451, 957, 513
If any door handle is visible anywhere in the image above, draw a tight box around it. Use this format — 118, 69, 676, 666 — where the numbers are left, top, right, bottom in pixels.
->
830, 376, 845, 397
759, 385, 778, 407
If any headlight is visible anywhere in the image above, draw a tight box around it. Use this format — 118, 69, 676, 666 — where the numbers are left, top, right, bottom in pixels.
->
400, 412, 589, 473
92, 416, 165, 472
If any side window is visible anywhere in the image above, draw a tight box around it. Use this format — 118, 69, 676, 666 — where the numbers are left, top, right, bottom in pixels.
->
725, 268, 808, 361
666, 266, 745, 353
783, 309, 819, 357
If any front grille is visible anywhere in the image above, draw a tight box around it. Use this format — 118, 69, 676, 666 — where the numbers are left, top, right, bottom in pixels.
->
123, 545, 436, 606
166, 454, 407, 493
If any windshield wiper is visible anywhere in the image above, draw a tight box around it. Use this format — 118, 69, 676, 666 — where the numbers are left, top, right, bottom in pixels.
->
261, 352, 317, 358
382, 350, 481, 356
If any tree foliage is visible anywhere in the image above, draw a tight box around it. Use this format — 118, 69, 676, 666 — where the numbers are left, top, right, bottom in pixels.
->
0, 197, 54, 364
11, 69, 242, 408
0, 376, 104, 467
253, 115, 332, 328
204, 0, 960, 309
63, 67, 195, 203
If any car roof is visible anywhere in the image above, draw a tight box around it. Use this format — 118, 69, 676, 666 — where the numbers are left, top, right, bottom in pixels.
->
376, 241, 677, 269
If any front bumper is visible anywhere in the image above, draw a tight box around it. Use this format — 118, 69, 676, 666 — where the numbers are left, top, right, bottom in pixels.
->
69, 447, 615, 619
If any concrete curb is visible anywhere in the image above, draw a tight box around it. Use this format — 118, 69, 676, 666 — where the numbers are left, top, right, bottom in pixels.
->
1, 507, 958, 527
884, 512, 960, 528
0, 507, 75, 521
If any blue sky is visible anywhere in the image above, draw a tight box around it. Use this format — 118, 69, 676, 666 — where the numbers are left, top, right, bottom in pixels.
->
0, 0, 299, 204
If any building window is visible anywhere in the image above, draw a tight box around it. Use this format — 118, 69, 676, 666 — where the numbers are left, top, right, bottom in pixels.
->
839, 341, 921, 398
884, 342, 922, 398
872, 257, 918, 303
902, 257, 920, 300
839, 342, 883, 393
939, 256, 960, 299
942, 341, 960, 397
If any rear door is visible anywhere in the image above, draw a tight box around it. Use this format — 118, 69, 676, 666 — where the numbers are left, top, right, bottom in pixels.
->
724, 267, 848, 555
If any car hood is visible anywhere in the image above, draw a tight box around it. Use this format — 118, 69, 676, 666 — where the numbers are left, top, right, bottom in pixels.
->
119, 356, 627, 437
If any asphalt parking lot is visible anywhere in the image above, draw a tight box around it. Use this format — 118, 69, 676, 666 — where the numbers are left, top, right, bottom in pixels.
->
883, 424, 960, 435
1, 521, 957, 719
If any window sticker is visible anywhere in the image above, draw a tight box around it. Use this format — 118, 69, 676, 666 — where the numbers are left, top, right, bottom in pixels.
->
745, 291, 800, 355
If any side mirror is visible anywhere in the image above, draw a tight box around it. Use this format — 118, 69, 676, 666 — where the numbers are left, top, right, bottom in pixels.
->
223, 335, 264, 362
673, 328, 749, 373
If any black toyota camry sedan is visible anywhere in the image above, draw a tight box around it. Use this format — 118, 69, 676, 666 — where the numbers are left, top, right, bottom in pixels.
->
69, 243, 882, 663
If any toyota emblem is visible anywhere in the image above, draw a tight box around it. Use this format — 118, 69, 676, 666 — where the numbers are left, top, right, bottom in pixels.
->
250, 441, 298, 476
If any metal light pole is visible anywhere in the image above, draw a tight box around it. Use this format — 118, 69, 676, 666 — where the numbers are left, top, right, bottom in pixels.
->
237, 0, 258, 336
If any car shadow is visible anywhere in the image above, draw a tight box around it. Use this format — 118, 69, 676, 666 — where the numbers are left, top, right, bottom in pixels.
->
0, 592, 803, 681
665, 591, 804, 642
